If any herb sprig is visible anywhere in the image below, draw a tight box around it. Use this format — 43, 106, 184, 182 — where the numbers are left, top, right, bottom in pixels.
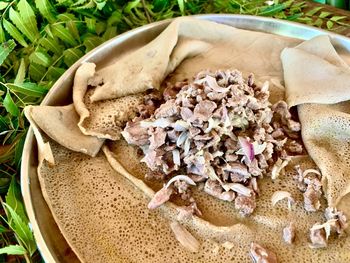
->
0, 0, 349, 262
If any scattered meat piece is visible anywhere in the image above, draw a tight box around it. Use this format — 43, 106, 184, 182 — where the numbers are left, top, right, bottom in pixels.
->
176, 202, 202, 220
303, 184, 321, 212
170, 221, 200, 253
180, 107, 193, 121
283, 222, 296, 244
204, 179, 235, 201
309, 225, 327, 249
235, 194, 256, 216
249, 242, 278, 263
148, 187, 173, 209
324, 207, 348, 235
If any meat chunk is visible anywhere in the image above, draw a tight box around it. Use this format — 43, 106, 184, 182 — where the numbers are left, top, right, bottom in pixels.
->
234, 194, 256, 216
309, 225, 327, 249
204, 180, 235, 202
249, 242, 278, 263
148, 187, 173, 209
193, 100, 217, 121
154, 99, 179, 118
149, 127, 166, 149
283, 222, 296, 244
122, 120, 149, 146
303, 184, 321, 212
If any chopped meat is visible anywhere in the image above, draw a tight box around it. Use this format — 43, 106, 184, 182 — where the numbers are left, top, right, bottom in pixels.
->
176, 202, 202, 220
193, 100, 217, 121
123, 69, 304, 215
154, 99, 179, 118
234, 194, 256, 216
204, 179, 235, 202
309, 225, 327, 249
148, 187, 173, 209
283, 222, 296, 244
122, 119, 149, 146
324, 207, 348, 235
249, 242, 278, 263
149, 127, 167, 149
286, 140, 303, 154
303, 184, 321, 212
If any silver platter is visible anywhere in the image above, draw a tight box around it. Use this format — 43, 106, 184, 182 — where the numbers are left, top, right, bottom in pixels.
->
21, 14, 350, 263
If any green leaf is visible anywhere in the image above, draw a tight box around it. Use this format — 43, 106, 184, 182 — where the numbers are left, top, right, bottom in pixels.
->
314, 18, 323, 27
305, 6, 322, 16
103, 27, 117, 41
177, 0, 185, 15
57, 13, 77, 21
0, 23, 5, 43
66, 21, 80, 42
7, 82, 47, 97
3, 90, 19, 117
258, 3, 286, 16
72, 0, 88, 6
0, 40, 16, 66
83, 36, 102, 52
319, 11, 331, 18
327, 20, 334, 30
14, 58, 26, 84
29, 51, 52, 67
47, 66, 65, 80
5, 177, 27, 225
9, 7, 36, 42
3, 203, 36, 256
0, 2, 9, 10
39, 37, 63, 55
35, 0, 57, 23
74, 0, 95, 9
63, 48, 83, 67
95, 21, 106, 35
0, 245, 26, 255
51, 24, 78, 46
2, 19, 28, 47
17, 0, 40, 39
330, 16, 347, 22
0, 225, 7, 233
85, 17, 96, 33
29, 62, 45, 81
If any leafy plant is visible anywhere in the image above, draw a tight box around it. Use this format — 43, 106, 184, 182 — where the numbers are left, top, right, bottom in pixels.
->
0, 0, 349, 262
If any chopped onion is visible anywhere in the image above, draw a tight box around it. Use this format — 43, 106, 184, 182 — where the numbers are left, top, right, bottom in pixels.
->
170, 221, 200, 253
206, 165, 223, 184
205, 117, 221, 133
271, 157, 290, 180
222, 183, 252, 196
252, 142, 267, 155
184, 137, 191, 155
173, 120, 190, 131
237, 136, 254, 162
141, 118, 172, 128
165, 175, 196, 189
271, 191, 295, 210
212, 151, 224, 158
302, 169, 321, 178
176, 131, 188, 147
172, 149, 181, 166
310, 219, 338, 240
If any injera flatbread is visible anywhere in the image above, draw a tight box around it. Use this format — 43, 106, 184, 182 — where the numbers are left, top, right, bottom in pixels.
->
282, 34, 350, 207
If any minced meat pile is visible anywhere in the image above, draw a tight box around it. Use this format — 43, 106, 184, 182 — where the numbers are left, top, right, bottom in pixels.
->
122, 69, 305, 216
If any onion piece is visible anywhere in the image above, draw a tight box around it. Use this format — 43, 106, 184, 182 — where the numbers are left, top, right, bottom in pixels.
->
170, 221, 200, 253
176, 131, 188, 147
172, 149, 181, 166
173, 120, 190, 131
271, 191, 295, 210
222, 183, 252, 197
165, 175, 196, 189
271, 157, 290, 180
302, 169, 321, 178
205, 117, 221, 133
141, 118, 172, 128
184, 137, 191, 155
310, 219, 338, 240
252, 142, 267, 155
237, 136, 254, 162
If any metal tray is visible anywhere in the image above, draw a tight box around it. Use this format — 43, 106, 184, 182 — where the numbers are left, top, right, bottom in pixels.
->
20, 14, 350, 263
